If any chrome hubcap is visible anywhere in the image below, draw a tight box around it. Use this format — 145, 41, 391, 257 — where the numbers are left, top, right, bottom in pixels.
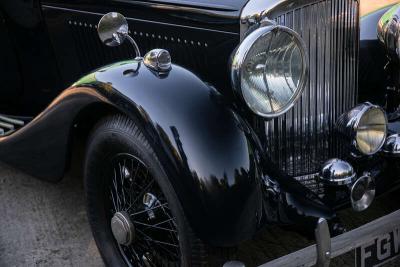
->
111, 211, 135, 246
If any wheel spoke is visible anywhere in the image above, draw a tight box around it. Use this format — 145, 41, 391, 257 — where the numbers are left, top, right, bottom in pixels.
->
133, 220, 178, 233
143, 237, 179, 249
106, 154, 180, 265
126, 179, 155, 212
152, 218, 174, 227
118, 163, 126, 205
117, 167, 128, 209
136, 228, 179, 257
130, 203, 168, 217
112, 172, 123, 210
135, 235, 175, 260
132, 159, 140, 181
126, 245, 142, 267
110, 189, 118, 211
136, 228, 179, 248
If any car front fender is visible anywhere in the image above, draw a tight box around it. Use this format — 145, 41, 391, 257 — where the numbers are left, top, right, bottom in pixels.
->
74, 60, 264, 246
0, 59, 263, 246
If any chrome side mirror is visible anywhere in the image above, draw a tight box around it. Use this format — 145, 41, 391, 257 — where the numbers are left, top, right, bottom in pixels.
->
98, 12, 128, 47
97, 12, 141, 57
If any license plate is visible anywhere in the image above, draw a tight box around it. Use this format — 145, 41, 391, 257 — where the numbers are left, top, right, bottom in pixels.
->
355, 227, 400, 267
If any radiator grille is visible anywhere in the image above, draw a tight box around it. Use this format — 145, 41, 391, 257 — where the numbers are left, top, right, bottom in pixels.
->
263, 0, 359, 179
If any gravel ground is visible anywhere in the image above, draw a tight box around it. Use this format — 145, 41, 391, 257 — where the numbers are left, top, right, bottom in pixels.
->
0, 162, 103, 267
0, 160, 399, 267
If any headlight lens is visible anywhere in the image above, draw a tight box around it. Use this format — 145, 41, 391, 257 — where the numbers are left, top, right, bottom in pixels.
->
232, 25, 308, 118
355, 106, 387, 155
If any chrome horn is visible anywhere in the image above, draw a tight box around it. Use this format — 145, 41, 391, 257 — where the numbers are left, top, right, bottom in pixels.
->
319, 159, 376, 212
319, 159, 356, 186
350, 174, 375, 212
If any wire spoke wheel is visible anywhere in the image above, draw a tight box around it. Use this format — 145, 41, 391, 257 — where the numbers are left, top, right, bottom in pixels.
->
86, 115, 235, 266
106, 153, 181, 267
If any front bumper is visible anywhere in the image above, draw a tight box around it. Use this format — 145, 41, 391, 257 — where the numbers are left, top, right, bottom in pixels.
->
225, 209, 400, 267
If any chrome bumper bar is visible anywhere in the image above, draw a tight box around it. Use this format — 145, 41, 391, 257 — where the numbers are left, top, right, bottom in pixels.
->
224, 209, 400, 267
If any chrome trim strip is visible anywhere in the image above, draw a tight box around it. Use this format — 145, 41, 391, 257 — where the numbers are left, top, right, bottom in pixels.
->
112, 0, 239, 12
41, 5, 239, 35
240, 0, 310, 40
240, 0, 359, 40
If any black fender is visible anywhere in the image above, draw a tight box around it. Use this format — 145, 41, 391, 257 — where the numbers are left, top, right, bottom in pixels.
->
0, 87, 110, 179
0, 59, 262, 246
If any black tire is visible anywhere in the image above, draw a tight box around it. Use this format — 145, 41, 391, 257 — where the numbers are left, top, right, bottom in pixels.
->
84, 114, 235, 267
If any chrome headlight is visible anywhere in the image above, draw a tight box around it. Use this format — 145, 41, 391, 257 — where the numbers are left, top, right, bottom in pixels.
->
378, 4, 400, 62
231, 25, 308, 118
337, 103, 388, 156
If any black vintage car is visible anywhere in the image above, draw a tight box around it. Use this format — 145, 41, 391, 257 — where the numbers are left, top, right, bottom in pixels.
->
1, 0, 400, 266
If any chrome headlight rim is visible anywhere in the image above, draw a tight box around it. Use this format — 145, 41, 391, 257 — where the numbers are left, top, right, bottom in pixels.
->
231, 25, 309, 119
337, 102, 388, 156
352, 104, 388, 156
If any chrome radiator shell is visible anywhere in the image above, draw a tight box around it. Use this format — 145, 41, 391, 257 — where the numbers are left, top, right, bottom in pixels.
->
255, 0, 360, 178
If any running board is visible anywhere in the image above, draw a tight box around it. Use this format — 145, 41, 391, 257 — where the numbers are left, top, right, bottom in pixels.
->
0, 114, 25, 136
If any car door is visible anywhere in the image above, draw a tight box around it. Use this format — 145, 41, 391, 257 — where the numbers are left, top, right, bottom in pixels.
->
0, 10, 23, 110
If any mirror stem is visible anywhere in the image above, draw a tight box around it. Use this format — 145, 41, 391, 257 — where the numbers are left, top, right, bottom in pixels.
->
126, 35, 141, 58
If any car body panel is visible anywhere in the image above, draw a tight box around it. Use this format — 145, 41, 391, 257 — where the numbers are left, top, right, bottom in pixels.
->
359, 1, 399, 104
0, 0, 399, 247
0, 59, 264, 245
74, 61, 264, 245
